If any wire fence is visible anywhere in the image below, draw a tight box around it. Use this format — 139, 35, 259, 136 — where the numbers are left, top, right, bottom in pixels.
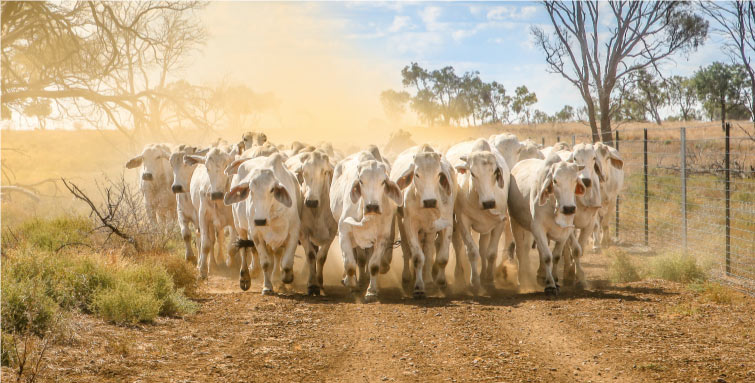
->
545, 123, 755, 294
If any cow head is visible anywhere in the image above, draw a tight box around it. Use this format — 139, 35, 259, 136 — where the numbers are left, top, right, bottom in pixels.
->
455, 150, 506, 211
293, 150, 333, 209
396, 146, 452, 208
594, 142, 624, 175
518, 139, 545, 161
126, 144, 171, 184
350, 160, 402, 215
567, 143, 602, 208
490, 133, 522, 170
185, 147, 235, 201
536, 157, 586, 227
169, 146, 204, 193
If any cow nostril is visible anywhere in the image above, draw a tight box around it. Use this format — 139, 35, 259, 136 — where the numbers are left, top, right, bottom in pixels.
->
365, 203, 380, 214
210, 192, 223, 200
254, 219, 267, 226
562, 205, 576, 215
482, 200, 496, 210
581, 178, 592, 188
172, 185, 183, 193
141, 173, 153, 181
423, 199, 437, 208
305, 199, 319, 208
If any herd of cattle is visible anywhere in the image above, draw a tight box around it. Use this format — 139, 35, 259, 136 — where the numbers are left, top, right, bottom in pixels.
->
125, 132, 625, 299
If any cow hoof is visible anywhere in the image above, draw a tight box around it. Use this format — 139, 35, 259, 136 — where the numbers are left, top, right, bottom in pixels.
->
544, 286, 558, 296
413, 290, 426, 299
282, 269, 294, 284
187, 255, 197, 266
380, 261, 391, 274
307, 285, 321, 296
261, 288, 274, 296
575, 280, 587, 290
592, 246, 602, 254
364, 293, 378, 303
240, 279, 251, 291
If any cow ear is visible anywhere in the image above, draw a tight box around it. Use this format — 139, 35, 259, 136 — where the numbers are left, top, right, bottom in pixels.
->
384, 180, 403, 206
224, 157, 251, 176
294, 165, 304, 185
537, 168, 554, 206
495, 166, 505, 188
575, 179, 586, 196
273, 183, 292, 208
349, 179, 361, 204
196, 147, 210, 156
594, 161, 605, 182
567, 152, 575, 163
577, 165, 585, 171
439, 170, 452, 195
396, 163, 414, 190
184, 155, 205, 166
125, 155, 143, 169
609, 152, 624, 170
299, 152, 311, 163
224, 184, 249, 206
454, 163, 468, 175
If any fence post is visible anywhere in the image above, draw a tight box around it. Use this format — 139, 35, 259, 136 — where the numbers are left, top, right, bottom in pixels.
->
615, 130, 620, 241
725, 122, 731, 275
681, 127, 687, 254
541, 137, 545, 147
557, 135, 560, 143
643, 128, 649, 247
571, 134, 576, 146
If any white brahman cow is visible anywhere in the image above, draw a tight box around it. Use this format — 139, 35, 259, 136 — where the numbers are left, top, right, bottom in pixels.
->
126, 143, 177, 224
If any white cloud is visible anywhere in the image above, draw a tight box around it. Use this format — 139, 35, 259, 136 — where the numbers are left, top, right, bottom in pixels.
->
387, 15, 412, 33
420, 6, 444, 32
487, 5, 538, 21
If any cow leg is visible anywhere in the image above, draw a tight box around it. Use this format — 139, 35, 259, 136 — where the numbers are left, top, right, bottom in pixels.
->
478, 232, 491, 290
433, 227, 452, 292
592, 217, 603, 253
510, 218, 531, 290
256, 240, 274, 295
458, 215, 481, 296
573, 225, 591, 288
316, 236, 334, 293
366, 240, 388, 300
226, 225, 238, 268
338, 232, 359, 291
179, 214, 196, 265
483, 223, 504, 292
561, 235, 576, 286
421, 233, 435, 289
380, 215, 395, 274
398, 215, 415, 294
302, 237, 318, 295
404, 224, 425, 298
452, 220, 467, 290
532, 227, 558, 295
237, 231, 251, 291
197, 205, 214, 279
213, 219, 227, 267
357, 248, 370, 289
280, 225, 299, 286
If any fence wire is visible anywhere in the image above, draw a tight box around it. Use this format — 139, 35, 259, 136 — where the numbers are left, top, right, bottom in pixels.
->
549, 125, 755, 294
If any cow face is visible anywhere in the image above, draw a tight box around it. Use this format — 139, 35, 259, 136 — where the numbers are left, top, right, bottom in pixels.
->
396, 151, 451, 208
185, 148, 234, 201
350, 160, 402, 215
568, 143, 602, 208
247, 169, 292, 227
170, 148, 196, 194
294, 151, 333, 209
126, 145, 171, 184
537, 161, 585, 227
455, 151, 505, 210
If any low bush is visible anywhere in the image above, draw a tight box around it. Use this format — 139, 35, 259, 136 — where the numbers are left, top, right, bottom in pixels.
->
1, 277, 60, 337
11, 216, 92, 252
649, 252, 707, 283
608, 251, 642, 283
147, 253, 199, 297
91, 283, 162, 325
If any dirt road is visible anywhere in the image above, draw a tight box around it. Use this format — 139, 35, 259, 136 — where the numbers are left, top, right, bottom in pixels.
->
33, 263, 755, 383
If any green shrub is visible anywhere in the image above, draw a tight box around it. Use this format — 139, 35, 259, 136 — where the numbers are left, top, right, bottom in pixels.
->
149, 253, 199, 297
609, 252, 642, 283
650, 252, 706, 283
92, 283, 162, 324
1, 277, 59, 336
92, 262, 197, 323
14, 216, 92, 252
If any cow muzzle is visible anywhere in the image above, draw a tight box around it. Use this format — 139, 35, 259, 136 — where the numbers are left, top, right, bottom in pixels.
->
210, 192, 224, 201
141, 173, 153, 181
423, 199, 437, 208
254, 218, 267, 227
305, 199, 319, 208
172, 185, 184, 193
482, 200, 496, 210
581, 177, 592, 188
365, 203, 380, 214
562, 205, 576, 215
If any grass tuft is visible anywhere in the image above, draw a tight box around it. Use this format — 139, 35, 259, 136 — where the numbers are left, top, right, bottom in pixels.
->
649, 252, 706, 284
608, 250, 642, 283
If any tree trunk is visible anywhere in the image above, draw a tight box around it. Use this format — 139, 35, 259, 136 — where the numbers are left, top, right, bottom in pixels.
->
721, 97, 726, 132
598, 92, 614, 147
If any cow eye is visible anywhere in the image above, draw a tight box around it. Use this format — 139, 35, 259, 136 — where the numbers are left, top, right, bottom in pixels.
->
414, 172, 420, 179
382, 180, 386, 185
470, 171, 476, 178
